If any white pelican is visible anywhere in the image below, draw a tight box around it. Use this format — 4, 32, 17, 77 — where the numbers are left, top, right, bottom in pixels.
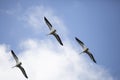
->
75, 37, 96, 63
44, 16, 63, 46
11, 50, 28, 79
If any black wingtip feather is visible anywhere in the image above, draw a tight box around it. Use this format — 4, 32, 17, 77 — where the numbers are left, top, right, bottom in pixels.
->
75, 37, 80, 42
44, 16, 46, 20
75, 37, 84, 44
44, 16, 48, 22
75, 37, 79, 41
75, 37, 78, 40
60, 43, 63, 46
11, 50, 14, 54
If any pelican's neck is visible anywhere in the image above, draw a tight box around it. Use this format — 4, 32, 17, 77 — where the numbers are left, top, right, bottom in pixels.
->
49, 29, 56, 34
83, 48, 89, 52
16, 62, 22, 67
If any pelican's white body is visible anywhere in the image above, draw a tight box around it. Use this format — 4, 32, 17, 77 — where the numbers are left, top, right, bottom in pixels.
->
49, 29, 56, 35
83, 48, 89, 53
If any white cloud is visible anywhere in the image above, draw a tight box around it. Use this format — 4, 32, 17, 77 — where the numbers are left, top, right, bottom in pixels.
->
0, 39, 113, 80
22, 6, 68, 37
0, 5, 114, 80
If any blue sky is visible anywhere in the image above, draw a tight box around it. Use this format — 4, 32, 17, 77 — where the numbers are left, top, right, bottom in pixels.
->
0, 0, 120, 80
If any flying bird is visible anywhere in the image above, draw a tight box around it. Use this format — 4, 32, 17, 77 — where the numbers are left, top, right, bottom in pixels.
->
75, 37, 96, 63
11, 50, 28, 79
44, 16, 63, 46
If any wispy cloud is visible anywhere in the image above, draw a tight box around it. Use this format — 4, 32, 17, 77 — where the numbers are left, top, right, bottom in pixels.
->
22, 6, 68, 36
0, 39, 113, 80
0, 5, 114, 80
0, 2, 22, 16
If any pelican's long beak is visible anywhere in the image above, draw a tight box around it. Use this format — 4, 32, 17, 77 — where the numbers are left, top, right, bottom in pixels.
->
11, 65, 16, 68
79, 52, 84, 54
46, 33, 52, 36
46, 34, 50, 36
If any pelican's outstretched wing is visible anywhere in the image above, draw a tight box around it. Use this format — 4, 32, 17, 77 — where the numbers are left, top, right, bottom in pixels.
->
75, 37, 86, 49
87, 51, 96, 63
53, 33, 63, 46
11, 50, 19, 63
44, 16, 52, 30
19, 66, 28, 79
